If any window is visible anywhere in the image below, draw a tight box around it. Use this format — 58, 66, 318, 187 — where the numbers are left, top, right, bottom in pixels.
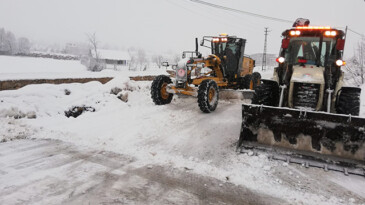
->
284, 37, 336, 66
117, 60, 126, 65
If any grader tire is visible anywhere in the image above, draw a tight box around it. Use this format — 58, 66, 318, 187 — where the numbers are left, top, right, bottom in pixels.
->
151, 75, 173, 105
198, 80, 219, 113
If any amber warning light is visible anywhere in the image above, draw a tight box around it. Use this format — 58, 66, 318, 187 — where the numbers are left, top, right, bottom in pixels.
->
296, 26, 331, 30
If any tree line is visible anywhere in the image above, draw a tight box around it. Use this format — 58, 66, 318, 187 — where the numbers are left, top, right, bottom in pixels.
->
0, 28, 31, 55
86, 32, 181, 72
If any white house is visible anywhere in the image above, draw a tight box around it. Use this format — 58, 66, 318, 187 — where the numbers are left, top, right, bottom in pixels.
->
91, 49, 131, 70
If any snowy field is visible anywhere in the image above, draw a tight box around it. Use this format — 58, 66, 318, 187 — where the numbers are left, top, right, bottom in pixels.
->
0, 67, 364, 204
0, 55, 168, 80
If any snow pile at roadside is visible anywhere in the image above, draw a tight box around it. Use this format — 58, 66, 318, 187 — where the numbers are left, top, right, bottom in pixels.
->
1, 75, 364, 204
0, 75, 134, 120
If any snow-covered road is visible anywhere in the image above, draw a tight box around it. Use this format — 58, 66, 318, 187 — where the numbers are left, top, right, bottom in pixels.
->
0, 139, 285, 205
0, 74, 365, 204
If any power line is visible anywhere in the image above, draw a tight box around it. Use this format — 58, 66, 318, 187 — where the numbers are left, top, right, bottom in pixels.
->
348, 28, 365, 38
166, 0, 253, 31
187, 0, 261, 31
190, 0, 365, 38
190, 0, 292, 23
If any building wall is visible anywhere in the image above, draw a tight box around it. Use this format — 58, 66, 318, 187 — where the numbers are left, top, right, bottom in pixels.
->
102, 58, 130, 70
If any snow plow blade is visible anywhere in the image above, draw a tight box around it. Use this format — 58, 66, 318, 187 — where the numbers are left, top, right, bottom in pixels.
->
238, 104, 365, 176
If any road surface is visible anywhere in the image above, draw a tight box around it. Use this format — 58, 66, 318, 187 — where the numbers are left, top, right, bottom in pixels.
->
0, 139, 286, 205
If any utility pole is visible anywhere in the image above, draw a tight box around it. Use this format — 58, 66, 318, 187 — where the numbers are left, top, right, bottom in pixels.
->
262, 27, 270, 71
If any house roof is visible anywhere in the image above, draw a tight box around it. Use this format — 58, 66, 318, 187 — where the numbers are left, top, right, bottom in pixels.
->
91, 49, 131, 61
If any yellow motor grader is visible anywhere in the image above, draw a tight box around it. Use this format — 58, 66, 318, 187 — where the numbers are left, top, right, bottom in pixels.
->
151, 34, 259, 113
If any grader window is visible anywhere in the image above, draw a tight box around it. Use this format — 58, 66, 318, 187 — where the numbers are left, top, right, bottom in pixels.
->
226, 42, 238, 55
211, 41, 227, 56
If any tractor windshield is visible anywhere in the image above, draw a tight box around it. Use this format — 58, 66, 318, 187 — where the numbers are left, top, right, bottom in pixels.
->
284, 37, 336, 67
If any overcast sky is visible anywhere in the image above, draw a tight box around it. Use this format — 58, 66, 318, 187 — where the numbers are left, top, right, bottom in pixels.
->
0, 0, 364, 57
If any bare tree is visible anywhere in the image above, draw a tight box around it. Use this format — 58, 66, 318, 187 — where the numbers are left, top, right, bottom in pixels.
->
128, 49, 137, 71
87, 33, 98, 59
345, 38, 365, 86
173, 53, 181, 64
5, 31, 17, 54
137, 49, 147, 71
86, 33, 103, 72
0, 28, 5, 52
359, 38, 365, 85
17, 37, 31, 54
152, 55, 163, 68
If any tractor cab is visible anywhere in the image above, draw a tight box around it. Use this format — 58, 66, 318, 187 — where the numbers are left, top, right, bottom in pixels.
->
276, 25, 346, 89
278, 27, 345, 67
201, 34, 247, 82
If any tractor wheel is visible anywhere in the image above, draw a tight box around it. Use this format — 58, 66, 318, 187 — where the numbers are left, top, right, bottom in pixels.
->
252, 80, 279, 106
240, 74, 252, 89
249, 72, 261, 90
151, 75, 173, 105
198, 80, 219, 113
336, 87, 361, 116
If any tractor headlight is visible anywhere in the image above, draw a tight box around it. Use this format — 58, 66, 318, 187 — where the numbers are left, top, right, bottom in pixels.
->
336, 59, 345, 66
276, 57, 285, 64
290, 30, 301, 36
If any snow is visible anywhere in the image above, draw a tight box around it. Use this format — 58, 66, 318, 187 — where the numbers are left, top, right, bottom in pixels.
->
0, 58, 364, 204
0, 78, 364, 204
255, 66, 274, 79
92, 49, 131, 61
0, 55, 168, 80
0, 55, 108, 80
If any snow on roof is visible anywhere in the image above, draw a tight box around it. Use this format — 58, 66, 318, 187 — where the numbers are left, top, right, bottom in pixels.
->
92, 49, 131, 61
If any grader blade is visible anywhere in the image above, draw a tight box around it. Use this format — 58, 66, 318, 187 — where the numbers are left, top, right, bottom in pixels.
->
238, 104, 365, 176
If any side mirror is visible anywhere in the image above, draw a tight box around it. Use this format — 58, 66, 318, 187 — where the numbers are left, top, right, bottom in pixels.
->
200, 39, 204, 46
161, 62, 169, 67
182, 53, 186, 59
336, 39, 345, 50
281, 38, 290, 49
